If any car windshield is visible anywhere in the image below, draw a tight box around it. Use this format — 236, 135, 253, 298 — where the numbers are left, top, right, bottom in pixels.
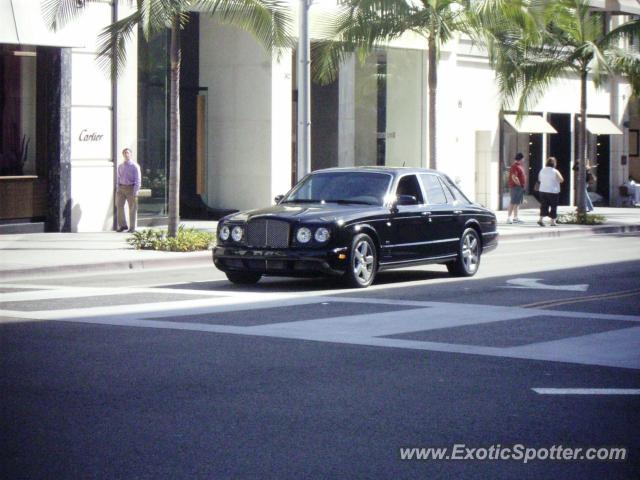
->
284, 171, 392, 206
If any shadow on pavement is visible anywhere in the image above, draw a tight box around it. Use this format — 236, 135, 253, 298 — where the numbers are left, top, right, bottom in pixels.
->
159, 267, 451, 293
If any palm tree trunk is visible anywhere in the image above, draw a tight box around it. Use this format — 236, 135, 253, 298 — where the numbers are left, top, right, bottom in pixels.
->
168, 19, 181, 237
427, 34, 437, 170
576, 69, 587, 216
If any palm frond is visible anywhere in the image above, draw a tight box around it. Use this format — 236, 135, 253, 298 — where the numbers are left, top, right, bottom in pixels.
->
311, 1, 419, 84
194, 0, 294, 52
600, 17, 640, 50
95, 11, 142, 80
41, 0, 100, 31
138, 0, 179, 38
312, 0, 464, 84
606, 46, 640, 96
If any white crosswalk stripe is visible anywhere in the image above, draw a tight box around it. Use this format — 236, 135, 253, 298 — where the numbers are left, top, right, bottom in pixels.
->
1, 284, 639, 370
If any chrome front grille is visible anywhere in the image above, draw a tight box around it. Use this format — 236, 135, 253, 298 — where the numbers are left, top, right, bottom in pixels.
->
246, 219, 290, 248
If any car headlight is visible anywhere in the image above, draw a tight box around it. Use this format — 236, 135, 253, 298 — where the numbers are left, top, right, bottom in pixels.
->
314, 227, 330, 243
231, 225, 244, 242
296, 227, 312, 243
219, 225, 230, 241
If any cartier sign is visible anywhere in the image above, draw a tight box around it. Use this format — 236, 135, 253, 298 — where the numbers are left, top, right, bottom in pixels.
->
71, 107, 111, 160
78, 129, 104, 142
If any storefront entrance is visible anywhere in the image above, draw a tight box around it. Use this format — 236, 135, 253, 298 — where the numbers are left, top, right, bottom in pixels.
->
547, 113, 572, 206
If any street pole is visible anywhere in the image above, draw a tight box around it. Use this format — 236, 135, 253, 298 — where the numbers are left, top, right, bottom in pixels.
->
297, 0, 311, 181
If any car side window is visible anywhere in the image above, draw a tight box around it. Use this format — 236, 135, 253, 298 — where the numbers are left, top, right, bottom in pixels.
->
442, 176, 472, 205
396, 175, 424, 204
420, 174, 448, 205
438, 178, 455, 204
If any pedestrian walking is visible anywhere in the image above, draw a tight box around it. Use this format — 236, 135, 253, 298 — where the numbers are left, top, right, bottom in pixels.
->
585, 164, 596, 212
537, 157, 564, 227
507, 152, 526, 224
116, 148, 141, 233
573, 161, 595, 212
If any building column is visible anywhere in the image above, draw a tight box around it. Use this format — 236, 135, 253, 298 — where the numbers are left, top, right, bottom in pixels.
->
38, 47, 72, 232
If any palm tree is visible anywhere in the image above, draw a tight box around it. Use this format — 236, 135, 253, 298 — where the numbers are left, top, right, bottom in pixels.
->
43, 0, 292, 236
313, 0, 468, 170
471, 0, 640, 215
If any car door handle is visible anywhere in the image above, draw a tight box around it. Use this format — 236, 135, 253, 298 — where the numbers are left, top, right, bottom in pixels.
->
453, 210, 463, 215
421, 211, 431, 216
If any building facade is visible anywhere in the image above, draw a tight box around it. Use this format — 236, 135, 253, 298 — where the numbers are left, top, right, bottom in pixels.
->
0, 0, 638, 233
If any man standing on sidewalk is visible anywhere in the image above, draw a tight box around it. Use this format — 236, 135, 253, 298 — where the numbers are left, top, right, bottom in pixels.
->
507, 152, 526, 224
116, 148, 141, 233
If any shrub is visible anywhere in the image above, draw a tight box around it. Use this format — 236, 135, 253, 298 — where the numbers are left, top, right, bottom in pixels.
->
127, 225, 216, 251
557, 211, 606, 225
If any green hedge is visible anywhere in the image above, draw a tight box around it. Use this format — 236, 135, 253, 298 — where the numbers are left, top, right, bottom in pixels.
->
127, 225, 216, 252
557, 212, 606, 225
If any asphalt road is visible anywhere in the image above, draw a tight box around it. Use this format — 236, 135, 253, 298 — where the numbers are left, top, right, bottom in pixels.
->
1, 233, 639, 479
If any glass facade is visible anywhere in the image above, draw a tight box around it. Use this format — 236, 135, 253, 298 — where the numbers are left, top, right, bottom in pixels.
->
354, 48, 424, 168
137, 29, 169, 217
311, 47, 424, 171
0, 46, 37, 177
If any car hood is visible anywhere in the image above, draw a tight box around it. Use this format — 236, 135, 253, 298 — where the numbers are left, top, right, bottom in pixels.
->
223, 203, 379, 224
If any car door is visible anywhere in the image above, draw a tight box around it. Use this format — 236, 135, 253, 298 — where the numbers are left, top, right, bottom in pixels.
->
385, 174, 432, 262
418, 173, 460, 257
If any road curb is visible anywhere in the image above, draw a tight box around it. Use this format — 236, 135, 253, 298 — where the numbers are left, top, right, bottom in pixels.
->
498, 224, 640, 242
1, 224, 638, 280
0, 251, 212, 280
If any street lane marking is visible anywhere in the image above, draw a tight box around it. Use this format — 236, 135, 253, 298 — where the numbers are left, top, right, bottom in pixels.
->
532, 388, 640, 395
505, 278, 589, 292
521, 287, 640, 309
2, 292, 639, 369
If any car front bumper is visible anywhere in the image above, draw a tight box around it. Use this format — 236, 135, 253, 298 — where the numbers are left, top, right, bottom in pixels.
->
213, 245, 349, 277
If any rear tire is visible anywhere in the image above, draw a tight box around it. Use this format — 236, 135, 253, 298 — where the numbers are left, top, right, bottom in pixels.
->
225, 272, 262, 285
343, 233, 377, 288
446, 228, 481, 277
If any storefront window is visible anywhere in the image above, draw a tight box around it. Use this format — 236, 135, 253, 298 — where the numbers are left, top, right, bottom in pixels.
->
0, 46, 37, 177
137, 30, 169, 217
353, 48, 424, 168
310, 47, 424, 170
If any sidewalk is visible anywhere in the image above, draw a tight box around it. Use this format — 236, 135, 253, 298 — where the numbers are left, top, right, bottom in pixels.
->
1, 208, 638, 280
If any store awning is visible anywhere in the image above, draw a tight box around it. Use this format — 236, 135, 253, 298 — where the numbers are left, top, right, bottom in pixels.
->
504, 114, 558, 134
615, 0, 640, 15
0, 0, 83, 47
585, 117, 624, 135
588, 0, 640, 14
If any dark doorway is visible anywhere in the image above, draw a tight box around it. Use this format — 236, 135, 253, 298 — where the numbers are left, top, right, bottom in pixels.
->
547, 113, 572, 205
311, 76, 339, 172
594, 134, 610, 203
527, 133, 543, 193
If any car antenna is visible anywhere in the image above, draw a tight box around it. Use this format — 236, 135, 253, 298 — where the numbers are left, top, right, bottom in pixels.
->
402, 161, 406, 167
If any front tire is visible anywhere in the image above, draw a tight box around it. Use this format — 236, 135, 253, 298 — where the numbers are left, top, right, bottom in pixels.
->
225, 272, 262, 285
343, 233, 377, 288
447, 228, 481, 277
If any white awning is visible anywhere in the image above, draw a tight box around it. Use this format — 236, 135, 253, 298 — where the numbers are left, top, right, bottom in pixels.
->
587, 0, 608, 8
588, 0, 640, 14
504, 114, 558, 134
0, 0, 83, 47
615, 0, 640, 15
585, 117, 624, 135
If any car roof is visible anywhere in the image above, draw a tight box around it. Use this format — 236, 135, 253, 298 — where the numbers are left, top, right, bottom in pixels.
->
310, 166, 442, 176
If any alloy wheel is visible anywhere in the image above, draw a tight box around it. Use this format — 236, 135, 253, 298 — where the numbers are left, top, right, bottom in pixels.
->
461, 231, 479, 274
353, 239, 375, 283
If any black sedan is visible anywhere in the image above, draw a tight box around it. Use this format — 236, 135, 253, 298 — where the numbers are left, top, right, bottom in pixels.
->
213, 167, 498, 288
